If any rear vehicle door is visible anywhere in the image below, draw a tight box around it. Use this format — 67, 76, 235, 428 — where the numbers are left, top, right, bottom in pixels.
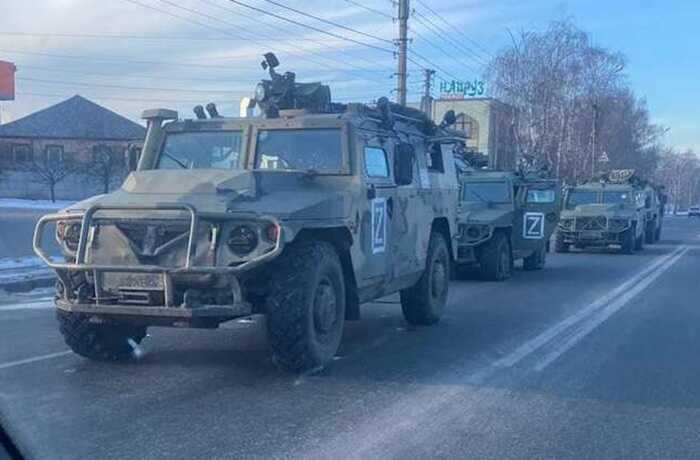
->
514, 181, 560, 254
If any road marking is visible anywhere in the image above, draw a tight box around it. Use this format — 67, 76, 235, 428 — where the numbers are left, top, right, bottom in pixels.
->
534, 245, 689, 371
488, 245, 686, 371
0, 351, 72, 370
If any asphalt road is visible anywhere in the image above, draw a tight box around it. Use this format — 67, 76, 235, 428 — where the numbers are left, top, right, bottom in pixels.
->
0, 207, 61, 258
1, 216, 699, 459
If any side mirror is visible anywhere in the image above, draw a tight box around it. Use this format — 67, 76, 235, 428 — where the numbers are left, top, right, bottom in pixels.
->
395, 143, 414, 186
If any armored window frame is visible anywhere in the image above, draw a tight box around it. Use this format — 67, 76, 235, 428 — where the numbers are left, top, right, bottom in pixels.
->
363, 146, 390, 179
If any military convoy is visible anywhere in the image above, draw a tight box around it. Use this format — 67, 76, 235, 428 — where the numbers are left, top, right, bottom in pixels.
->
32, 54, 665, 373
454, 169, 560, 280
33, 53, 468, 372
556, 170, 665, 254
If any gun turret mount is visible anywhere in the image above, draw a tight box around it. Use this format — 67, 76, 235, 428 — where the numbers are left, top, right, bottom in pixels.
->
253, 52, 331, 118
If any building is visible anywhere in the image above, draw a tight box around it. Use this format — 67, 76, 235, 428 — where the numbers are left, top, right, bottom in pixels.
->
0, 95, 145, 200
431, 97, 518, 170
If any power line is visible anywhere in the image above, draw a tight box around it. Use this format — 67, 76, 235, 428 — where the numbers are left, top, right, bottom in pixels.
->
412, 9, 490, 67
121, 0, 386, 77
225, 0, 396, 54
257, 0, 392, 45
17, 77, 247, 95
413, 0, 493, 59
196, 0, 394, 74
16, 64, 242, 83
0, 31, 348, 42
342, 0, 393, 19
409, 26, 481, 75
16, 91, 226, 104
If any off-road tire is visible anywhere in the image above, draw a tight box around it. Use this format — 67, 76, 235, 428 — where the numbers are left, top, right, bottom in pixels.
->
621, 227, 636, 254
400, 232, 449, 326
478, 231, 512, 281
554, 231, 570, 253
645, 221, 656, 244
265, 241, 346, 373
523, 243, 546, 270
56, 310, 146, 361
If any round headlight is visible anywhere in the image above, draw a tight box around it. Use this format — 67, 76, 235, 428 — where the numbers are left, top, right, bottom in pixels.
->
56, 221, 81, 251
466, 226, 481, 239
227, 225, 258, 256
254, 82, 267, 102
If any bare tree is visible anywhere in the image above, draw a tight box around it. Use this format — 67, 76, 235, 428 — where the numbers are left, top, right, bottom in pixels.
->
655, 149, 700, 213
22, 154, 77, 202
83, 144, 127, 194
485, 20, 662, 183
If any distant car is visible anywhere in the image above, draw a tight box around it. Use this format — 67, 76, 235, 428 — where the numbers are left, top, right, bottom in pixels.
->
688, 206, 700, 217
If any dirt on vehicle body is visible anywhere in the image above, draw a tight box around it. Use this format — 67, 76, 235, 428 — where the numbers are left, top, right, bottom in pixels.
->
455, 169, 560, 280
556, 170, 664, 253
33, 54, 463, 372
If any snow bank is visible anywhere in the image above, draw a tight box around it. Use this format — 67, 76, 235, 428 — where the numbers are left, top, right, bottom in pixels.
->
0, 198, 74, 210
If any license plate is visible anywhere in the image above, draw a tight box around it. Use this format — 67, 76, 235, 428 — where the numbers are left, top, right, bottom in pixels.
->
102, 272, 164, 290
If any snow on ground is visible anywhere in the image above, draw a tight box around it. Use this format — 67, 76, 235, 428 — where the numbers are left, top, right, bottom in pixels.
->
0, 256, 45, 271
0, 198, 74, 210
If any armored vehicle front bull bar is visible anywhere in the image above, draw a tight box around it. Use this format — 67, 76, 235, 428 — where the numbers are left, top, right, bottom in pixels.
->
33, 204, 284, 315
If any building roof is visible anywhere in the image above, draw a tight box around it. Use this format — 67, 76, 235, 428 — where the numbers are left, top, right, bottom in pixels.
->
0, 95, 145, 140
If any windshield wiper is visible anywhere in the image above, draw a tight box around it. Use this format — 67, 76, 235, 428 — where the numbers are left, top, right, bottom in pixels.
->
162, 151, 189, 169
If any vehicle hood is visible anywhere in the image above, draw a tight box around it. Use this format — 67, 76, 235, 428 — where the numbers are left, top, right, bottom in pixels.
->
561, 204, 636, 219
62, 170, 353, 220
457, 202, 513, 226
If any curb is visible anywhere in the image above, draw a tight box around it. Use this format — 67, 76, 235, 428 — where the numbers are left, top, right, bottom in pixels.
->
0, 275, 55, 293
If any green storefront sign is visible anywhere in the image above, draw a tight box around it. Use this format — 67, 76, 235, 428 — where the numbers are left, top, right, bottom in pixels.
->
439, 79, 485, 98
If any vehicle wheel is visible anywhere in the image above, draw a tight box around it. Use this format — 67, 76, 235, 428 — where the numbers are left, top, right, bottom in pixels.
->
478, 231, 512, 281
56, 310, 146, 362
621, 227, 636, 254
554, 231, 569, 253
523, 243, 546, 270
645, 222, 655, 244
265, 241, 346, 373
399, 232, 450, 326
400, 232, 449, 325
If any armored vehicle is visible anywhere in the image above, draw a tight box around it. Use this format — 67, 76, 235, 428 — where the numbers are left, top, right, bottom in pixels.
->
556, 170, 661, 253
33, 54, 462, 372
454, 169, 560, 280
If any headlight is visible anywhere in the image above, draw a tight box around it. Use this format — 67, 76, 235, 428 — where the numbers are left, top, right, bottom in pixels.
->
254, 82, 268, 102
227, 225, 259, 256
460, 224, 490, 241
609, 218, 629, 231
56, 220, 81, 252
558, 218, 574, 229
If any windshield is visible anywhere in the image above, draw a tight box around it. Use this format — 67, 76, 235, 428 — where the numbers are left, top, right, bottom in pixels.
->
602, 191, 631, 204
255, 128, 343, 172
566, 190, 598, 209
462, 181, 511, 203
157, 131, 243, 170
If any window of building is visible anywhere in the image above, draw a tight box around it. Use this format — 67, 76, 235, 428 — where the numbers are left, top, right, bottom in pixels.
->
44, 145, 64, 163
12, 144, 32, 162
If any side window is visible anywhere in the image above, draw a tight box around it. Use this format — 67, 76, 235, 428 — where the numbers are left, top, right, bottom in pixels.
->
364, 146, 389, 178
427, 142, 444, 173
526, 188, 556, 203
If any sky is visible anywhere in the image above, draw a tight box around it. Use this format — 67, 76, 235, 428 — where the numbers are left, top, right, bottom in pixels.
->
0, 0, 697, 151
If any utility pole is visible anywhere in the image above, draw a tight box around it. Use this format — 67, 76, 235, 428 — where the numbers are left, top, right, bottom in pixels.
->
419, 68, 435, 115
591, 103, 599, 176
396, 0, 409, 106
